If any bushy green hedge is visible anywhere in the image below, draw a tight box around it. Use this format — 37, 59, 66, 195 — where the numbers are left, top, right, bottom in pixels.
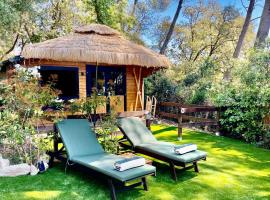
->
210, 46, 270, 148
144, 59, 216, 104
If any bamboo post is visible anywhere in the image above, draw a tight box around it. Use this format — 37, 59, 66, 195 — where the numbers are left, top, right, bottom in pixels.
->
133, 67, 143, 111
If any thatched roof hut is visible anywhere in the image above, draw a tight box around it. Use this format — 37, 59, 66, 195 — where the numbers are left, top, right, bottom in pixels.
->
22, 24, 170, 112
22, 24, 170, 68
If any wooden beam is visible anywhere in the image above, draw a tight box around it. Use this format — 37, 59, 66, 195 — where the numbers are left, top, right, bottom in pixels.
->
181, 107, 219, 113
159, 112, 178, 119
181, 122, 218, 127
159, 102, 183, 107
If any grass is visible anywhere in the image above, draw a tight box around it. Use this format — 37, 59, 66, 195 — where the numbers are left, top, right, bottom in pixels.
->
0, 124, 270, 200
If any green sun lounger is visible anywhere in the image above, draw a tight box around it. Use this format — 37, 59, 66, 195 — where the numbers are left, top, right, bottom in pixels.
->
56, 119, 156, 200
117, 117, 207, 181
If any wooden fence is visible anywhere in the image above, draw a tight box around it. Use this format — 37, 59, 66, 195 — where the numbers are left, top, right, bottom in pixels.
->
157, 102, 223, 140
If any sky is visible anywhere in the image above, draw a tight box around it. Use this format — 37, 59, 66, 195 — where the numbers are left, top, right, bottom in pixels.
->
141, 0, 264, 46
160, 0, 263, 28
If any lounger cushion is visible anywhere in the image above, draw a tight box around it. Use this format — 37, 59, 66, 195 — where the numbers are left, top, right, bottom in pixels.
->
57, 119, 104, 159
136, 142, 207, 164
72, 153, 156, 182
118, 117, 157, 146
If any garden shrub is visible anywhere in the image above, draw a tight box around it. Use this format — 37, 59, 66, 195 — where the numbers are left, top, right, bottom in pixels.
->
0, 68, 60, 164
144, 71, 183, 103
210, 45, 270, 148
145, 58, 217, 105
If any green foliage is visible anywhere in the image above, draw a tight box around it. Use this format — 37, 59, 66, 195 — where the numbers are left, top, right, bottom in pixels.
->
144, 71, 182, 102
146, 59, 216, 104
69, 93, 106, 121
0, 69, 60, 164
210, 45, 270, 147
96, 112, 119, 154
85, 0, 133, 31
0, 0, 39, 58
0, 0, 138, 59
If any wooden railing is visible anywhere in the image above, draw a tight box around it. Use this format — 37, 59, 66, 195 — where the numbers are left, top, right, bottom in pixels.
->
157, 102, 223, 140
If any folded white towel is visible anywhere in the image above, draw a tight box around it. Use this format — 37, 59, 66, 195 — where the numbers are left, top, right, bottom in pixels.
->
114, 156, 146, 172
174, 144, 197, 155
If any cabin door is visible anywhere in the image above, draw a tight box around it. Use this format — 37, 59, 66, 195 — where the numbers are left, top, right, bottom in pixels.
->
86, 66, 126, 112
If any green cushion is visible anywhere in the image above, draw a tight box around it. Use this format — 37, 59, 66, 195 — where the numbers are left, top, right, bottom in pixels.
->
137, 142, 207, 163
57, 119, 104, 160
118, 117, 157, 146
72, 153, 156, 182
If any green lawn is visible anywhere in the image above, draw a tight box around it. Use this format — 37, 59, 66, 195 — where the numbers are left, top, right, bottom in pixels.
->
1, 124, 270, 200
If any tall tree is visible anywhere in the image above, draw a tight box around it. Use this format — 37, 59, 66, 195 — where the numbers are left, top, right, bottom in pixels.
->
127, 0, 169, 44
255, 0, 270, 47
0, 0, 41, 60
233, 0, 255, 58
160, 0, 184, 54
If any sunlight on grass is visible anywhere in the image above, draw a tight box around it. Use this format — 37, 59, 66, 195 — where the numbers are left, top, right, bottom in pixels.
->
23, 191, 62, 199
153, 189, 175, 200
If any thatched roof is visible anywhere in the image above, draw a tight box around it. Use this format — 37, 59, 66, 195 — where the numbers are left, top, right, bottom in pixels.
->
22, 24, 170, 68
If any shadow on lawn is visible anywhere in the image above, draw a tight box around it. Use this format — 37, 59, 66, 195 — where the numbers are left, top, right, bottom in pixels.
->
152, 126, 177, 135
151, 161, 198, 182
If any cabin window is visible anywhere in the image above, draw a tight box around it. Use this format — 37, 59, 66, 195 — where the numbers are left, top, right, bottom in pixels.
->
39, 66, 79, 100
86, 66, 126, 111
86, 66, 126, 97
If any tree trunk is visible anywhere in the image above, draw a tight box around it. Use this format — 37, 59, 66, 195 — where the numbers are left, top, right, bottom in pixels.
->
255, 0, 270, 47
93, 0, 103, 24
131, 0, 139, 16
233, 0, 255, 58
160, 0, 184, 54
0, 34, 19, 60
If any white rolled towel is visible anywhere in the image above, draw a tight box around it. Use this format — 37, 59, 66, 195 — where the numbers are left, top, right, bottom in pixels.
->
114, 156, 146, 172
174, 144, 197, 155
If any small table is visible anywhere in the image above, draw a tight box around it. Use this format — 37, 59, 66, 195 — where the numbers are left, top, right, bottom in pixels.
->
119, 152, 153, 165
